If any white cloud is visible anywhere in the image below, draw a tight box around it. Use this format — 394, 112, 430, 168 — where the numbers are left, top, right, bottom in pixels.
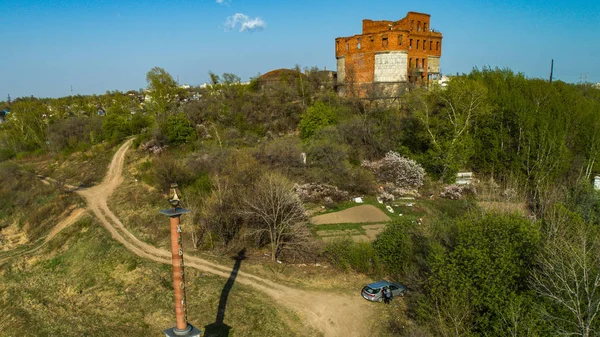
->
224, 13, 266, 32
216, 0, 231, 6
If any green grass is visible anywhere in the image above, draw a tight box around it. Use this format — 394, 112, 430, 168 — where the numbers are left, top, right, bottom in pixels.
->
313, 222, 368, 234
309, 196, 384, 215
310, 196, 473, 220
0, 217, 307, 337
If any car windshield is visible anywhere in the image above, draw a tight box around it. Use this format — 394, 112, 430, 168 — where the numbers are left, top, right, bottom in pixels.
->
363, 286, 380, 294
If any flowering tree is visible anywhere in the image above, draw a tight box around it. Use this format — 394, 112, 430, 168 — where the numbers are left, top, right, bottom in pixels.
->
362, 151, 425, 189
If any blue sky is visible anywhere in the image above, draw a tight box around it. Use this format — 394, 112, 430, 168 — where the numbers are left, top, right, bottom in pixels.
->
1, 0, 599, 98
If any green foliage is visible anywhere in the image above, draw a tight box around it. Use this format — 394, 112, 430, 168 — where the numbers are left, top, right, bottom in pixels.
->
145, 66, 180, 117
2, 99, 48, 153
421, 212, 541, 334
299, 101, 337, 139
323, 237, 380, 274
166, 113, 196, 146
373, 218, 415, 277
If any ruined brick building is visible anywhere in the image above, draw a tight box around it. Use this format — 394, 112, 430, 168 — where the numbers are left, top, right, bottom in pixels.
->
335, 12, 443, 95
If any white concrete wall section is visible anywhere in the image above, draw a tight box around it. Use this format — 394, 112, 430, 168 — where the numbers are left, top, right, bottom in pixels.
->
337, 57, 346, 83
374, 52, 408, 82
428, 56, 440, 73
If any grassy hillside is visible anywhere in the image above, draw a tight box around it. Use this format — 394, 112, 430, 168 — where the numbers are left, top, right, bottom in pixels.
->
0, 217, 308, 337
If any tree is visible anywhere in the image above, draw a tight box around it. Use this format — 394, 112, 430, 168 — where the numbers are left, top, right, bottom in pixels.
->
166, 113, 196, 146
299, 101, 337, 140
421, 213, 540, 334
531, 206, 600, 337
411, 77, 490, 180
3, 99, 48, 153
361, 151, 426, 189
145, 67, 179, 118
243, 172, 308, 261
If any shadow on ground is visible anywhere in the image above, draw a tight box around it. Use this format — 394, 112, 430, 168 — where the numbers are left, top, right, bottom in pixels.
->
203, 249, 246, 337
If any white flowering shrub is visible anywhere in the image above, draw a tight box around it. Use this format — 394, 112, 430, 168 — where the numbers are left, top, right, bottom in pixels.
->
362, 151, 426, 190
439, 184, 476, 200
293, 183, 349, 203
379, 190, 395, 202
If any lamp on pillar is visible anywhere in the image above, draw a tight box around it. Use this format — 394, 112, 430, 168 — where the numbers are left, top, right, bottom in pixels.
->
159, 183, 201, 337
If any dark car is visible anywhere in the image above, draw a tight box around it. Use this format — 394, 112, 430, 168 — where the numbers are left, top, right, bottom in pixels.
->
361, 280, 406, 302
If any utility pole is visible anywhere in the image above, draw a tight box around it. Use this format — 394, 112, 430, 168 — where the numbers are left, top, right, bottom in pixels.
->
7, 94, 11, 105
549, 59, 554, 84
159, 184, 201, 337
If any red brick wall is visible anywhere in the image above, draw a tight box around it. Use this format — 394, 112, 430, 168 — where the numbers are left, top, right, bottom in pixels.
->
336, 11, 442, 88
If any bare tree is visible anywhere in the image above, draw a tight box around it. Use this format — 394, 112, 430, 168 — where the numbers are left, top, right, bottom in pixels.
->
243, 172, 308, 261
531, 211, 600, 337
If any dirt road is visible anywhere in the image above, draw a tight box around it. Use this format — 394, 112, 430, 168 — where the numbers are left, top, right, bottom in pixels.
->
75, 139, 372, 337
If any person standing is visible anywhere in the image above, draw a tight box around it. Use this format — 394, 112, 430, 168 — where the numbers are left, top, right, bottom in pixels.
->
383, 287, 390, 304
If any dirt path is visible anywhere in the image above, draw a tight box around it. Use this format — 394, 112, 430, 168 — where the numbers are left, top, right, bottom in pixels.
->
74, 139, 372, 337
311, 204, 391, 225
0, 208, 85, 264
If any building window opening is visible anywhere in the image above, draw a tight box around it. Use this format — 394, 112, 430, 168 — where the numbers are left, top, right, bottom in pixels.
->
410, 39, 413, 49
398, 34, 403, 45
346, 43, 349, 52
424, 23, 428, 32
430, 40, 433, 50
382, 37, 388, 48
436, 41, 439, 51
417, 21, 421, 32
423, 40, 426, 50
416, 40, 420, 49
357, 42, 361, 49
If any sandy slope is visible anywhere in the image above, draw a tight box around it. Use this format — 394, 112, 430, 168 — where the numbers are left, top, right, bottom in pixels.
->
74, 139, 373, 337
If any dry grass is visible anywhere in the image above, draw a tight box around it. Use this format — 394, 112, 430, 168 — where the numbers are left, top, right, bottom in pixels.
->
0, 217, 306, 337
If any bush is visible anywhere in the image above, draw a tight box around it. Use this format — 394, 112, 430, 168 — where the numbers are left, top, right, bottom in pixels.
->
150, 153, 194, 192
362, 151, 425, 189
293, 183, 349, 203
254, 136, 304, 170
299, 101, 337, 140
49, 116, 104, 151
323, 238, 380, 274
439, 184, 476, 200
166, 113, 196, 146
373, 219, 415, 277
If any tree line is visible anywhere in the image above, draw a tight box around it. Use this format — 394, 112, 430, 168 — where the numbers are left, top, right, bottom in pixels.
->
1, 66, 600, 335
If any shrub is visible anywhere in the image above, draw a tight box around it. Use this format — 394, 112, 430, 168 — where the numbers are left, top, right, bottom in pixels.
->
362, 151, 425, 189
254, 136, 304, 170
373, 219, 415, 277
150, 153, 194, 192
299, 101, 337, 140
167, 113, 196, 146
323, 238, 379, 274
439, 184, 476, 200
293, 183, 349, 203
